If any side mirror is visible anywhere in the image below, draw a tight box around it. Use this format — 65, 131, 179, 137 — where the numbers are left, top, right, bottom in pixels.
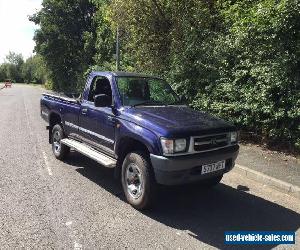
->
94, 94, 111, 107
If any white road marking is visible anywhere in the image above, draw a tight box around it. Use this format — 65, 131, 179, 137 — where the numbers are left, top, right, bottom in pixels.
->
66, 221, 83, 250
22, 95, 31, 131
42, 151, 53, 176
74, 242, 83, 250
66, 221, 73, 226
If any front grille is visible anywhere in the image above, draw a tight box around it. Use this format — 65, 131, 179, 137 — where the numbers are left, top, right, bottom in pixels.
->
194, 134, 229, 152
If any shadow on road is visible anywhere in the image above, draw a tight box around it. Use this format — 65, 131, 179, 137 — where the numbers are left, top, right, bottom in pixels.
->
65, 152, 300, 249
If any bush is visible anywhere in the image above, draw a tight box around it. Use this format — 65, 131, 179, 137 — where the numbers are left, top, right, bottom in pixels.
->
169, 0, 300, 151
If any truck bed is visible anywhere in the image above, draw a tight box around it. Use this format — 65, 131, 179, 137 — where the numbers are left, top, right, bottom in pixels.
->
40, 92, 81, 124
42, 92, 80, 104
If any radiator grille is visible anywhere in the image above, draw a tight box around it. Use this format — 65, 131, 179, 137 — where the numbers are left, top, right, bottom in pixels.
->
194, 134, 229, 152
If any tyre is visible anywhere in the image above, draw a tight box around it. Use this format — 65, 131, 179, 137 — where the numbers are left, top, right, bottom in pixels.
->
121, 151, 157, 210
51, 124, 70, 160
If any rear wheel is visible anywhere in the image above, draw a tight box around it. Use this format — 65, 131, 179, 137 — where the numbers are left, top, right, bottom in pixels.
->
121, 151, 156, 210
52, 124, 70, 160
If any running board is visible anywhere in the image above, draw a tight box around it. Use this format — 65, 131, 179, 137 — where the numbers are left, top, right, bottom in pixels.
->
61, 139, 116, 168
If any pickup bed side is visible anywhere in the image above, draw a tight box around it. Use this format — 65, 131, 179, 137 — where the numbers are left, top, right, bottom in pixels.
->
41, 93, 80, 143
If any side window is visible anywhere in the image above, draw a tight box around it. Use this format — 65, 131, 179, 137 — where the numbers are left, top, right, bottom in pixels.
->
87, 77, 98, 102
87, 76, 112, 104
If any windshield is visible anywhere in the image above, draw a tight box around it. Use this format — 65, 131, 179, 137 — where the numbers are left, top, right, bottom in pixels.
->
116, 76, 180, 106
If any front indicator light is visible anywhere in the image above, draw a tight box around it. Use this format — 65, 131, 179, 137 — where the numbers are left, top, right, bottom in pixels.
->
230, 131, 238, 143
160, 139, 174, 154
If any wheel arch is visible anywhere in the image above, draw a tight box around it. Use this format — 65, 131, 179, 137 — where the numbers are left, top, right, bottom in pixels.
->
114, 136, 153, 180
116, 136, 150, 161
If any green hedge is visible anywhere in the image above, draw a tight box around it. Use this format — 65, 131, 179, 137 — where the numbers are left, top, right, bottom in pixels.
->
167, 0, 300, 151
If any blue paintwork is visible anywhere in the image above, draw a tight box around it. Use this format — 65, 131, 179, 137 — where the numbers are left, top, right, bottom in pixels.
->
40, 71, 237, 158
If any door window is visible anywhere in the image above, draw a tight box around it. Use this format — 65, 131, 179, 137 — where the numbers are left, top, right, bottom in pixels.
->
87, 76, 112, 104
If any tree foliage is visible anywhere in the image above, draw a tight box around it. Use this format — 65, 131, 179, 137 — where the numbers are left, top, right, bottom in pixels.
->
106, 0, 300, 150
22, 55, 48, 84
30, 0, 96, 90
0, 53, 48, 84
192, 0, 300, 150
1, 52, 25, 82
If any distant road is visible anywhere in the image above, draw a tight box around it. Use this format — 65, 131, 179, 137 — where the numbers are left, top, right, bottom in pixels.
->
0, 85, 299, 249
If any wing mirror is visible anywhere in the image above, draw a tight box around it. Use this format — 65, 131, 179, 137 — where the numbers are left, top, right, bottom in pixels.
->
94, 94, 111, 107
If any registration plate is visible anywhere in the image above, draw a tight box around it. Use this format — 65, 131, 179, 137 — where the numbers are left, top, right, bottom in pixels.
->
201, 160, 226, 175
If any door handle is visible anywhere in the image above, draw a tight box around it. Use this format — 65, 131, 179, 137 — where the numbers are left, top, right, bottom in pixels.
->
81, 108, 88, 115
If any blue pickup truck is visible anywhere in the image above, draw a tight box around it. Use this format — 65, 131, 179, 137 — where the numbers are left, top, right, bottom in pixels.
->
41, 71, 239, 209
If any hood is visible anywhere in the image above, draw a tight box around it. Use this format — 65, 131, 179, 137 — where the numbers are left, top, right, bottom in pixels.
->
120, 105, 236, 137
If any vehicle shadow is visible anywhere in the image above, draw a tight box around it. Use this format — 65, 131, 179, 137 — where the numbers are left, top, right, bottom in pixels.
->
65, 152, 300, 250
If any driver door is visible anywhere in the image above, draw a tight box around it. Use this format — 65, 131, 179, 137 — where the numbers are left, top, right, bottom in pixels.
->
79, 76, 115, 155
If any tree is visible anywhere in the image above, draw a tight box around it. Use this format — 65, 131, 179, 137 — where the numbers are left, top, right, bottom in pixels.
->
22, 55, 48, 84
6, 52, 24, 66
192, 0, 300, 150
4, 51, 24, 82
30, 0, 97, 90
0, 64, 8, 81
108, 0, 173, 74
107, 0, 300, 150
91, 0, 115, 71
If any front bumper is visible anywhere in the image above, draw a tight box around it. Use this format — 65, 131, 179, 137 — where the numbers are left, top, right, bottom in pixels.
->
150, 145, 239, 185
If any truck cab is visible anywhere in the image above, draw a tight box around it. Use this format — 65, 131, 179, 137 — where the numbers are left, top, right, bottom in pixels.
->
41, 71, 239, 209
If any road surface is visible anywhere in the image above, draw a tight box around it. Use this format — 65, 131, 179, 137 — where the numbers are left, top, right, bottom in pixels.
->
0, 85, 299, 249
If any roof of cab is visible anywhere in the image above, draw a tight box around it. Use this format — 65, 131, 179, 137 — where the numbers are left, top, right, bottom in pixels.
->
92, 71, 161, 79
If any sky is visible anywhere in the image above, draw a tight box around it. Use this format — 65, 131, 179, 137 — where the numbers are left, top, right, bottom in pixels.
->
0, 0, 42, 63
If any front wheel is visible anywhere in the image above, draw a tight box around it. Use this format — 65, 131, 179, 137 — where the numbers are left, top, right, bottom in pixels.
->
52, 124, 70, 160
121, 151, 157, 210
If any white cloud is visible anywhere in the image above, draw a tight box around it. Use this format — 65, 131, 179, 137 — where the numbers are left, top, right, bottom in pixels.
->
0, 0, 42, 63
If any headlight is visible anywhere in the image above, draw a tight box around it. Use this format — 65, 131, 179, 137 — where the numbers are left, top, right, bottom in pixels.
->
230, 131, 238, 143
161, 138, 187, 154
174, 138, 186, 152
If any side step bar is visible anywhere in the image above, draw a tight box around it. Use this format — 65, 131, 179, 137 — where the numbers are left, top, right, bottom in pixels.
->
61, 139, 117, 168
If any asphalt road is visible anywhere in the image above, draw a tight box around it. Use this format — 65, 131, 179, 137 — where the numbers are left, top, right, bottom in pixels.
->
0, 85, 299, 249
